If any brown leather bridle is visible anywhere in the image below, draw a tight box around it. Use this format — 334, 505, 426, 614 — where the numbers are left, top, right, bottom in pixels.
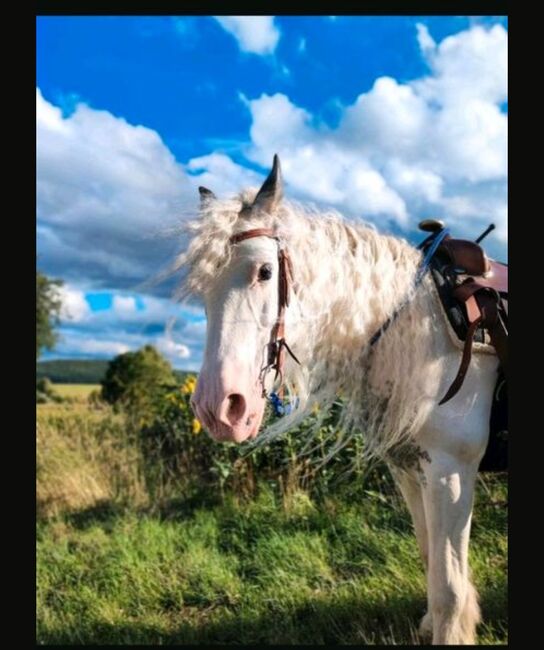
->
229, 228, 300, 399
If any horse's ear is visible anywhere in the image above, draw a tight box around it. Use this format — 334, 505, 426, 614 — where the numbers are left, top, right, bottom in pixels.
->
199, 186, 216, 205
252, 154, 283, 214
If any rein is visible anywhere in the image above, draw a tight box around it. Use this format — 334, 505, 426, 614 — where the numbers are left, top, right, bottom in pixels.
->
229, 228, 301, 413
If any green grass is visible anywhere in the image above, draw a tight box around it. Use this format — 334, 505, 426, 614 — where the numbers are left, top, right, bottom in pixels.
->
53, 384, 100, 400
36, 391, 507, 645
37, 479, 507, 645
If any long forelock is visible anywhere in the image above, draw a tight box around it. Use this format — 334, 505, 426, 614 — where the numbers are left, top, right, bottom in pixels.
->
172, 190, 340, 300
172, 188, 262, 301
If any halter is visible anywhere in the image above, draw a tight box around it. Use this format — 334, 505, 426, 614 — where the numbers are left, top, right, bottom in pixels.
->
229, 228, 301, 409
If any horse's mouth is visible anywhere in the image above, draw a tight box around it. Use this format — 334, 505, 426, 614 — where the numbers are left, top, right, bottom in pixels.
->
199, 409, 264, 444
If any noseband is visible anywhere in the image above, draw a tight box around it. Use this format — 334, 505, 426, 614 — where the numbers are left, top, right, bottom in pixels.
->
229, 228, 300, 401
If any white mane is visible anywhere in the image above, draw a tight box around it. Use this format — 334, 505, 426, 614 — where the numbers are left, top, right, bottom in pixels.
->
174, 188, 451, 461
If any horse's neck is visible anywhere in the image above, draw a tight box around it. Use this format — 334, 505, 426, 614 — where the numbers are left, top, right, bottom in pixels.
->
289, 220, 421, 357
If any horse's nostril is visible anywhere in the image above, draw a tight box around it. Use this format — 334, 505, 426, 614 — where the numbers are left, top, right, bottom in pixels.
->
226, 394, 246, 425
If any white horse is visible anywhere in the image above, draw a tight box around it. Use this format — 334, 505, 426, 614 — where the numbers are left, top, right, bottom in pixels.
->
177, 155, 500, 645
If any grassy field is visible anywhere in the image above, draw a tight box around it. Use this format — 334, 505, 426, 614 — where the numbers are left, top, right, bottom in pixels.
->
36, 390, 508, 645
53, 383, 100, 400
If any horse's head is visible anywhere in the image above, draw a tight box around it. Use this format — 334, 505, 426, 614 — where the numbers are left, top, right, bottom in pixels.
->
190, 155, 288, 443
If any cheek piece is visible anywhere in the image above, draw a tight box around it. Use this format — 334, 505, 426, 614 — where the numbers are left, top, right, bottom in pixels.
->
229, 228, 301, 415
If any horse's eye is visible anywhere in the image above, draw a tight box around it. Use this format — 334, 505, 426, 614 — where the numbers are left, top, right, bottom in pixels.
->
258, 263, 273, 281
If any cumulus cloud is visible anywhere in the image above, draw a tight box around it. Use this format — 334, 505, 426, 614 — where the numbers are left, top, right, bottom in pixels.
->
58, 285, 90, 322
194, 23, 507, 252
112, 295, 138, 316
186, 152, 262, 197
156, 335, 190, 359
416, 23, 436, 54
213, 16, 280, 55
50, 289, 203, 368
38, 21, 507, 372
415, 23, 507, 106
36, 88, 194, 292
73, 337, 130, 357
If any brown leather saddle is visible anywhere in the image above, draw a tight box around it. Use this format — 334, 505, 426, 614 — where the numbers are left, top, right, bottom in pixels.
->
420, 222, 508, 405
420, 221, 508, 472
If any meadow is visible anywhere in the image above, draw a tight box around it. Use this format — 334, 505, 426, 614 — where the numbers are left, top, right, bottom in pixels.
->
36, 383, 507, 645
52, 383, 100, 399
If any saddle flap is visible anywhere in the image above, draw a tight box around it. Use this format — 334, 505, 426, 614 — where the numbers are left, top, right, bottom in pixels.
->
438, 239, 490, 276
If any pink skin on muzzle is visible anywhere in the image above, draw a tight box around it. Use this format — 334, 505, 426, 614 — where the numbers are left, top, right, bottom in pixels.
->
190, 365, 266, 443
189, 154, 288, 444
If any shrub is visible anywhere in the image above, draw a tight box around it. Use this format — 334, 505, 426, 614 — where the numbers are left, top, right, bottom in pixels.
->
88, 389, 105, 409
100, 345, 178, 422
36, 376, 63, 404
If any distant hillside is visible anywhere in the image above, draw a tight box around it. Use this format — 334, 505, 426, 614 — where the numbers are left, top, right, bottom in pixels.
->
37, 359, 196, 385
37, 360, 110, 384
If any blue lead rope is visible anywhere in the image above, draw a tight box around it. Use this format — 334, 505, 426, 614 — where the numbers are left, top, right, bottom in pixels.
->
269, 391, 288, 416
417, 228, 450, 284
268, 228, 450, 417
269, 391, 299, 417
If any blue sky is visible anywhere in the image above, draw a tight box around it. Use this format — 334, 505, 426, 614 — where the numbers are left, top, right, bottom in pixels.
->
36, 15, 508, 370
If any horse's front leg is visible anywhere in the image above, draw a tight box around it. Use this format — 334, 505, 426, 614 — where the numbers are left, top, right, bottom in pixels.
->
389, 465, 433, 641
420, 450, 481, 645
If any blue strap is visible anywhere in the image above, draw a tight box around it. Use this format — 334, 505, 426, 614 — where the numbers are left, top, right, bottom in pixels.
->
269, 391, 286, 416
268, 391, 298, 417
369, 228, 449, 347
416, 228, 449, 285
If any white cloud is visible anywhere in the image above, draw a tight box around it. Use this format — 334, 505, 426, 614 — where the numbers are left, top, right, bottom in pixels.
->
58, 285, 90, 322
38, 22, 507, 286
112, 295, 137, 316
384, 160, 444, 204
76, 339, 130, 356
38, 21, 507, 373
214, 16, 280, 55
244, 93, 313, 161
415, 24, 507, 106
36, 88, 194, 289
239, 92, 409, 221
188, 23, 507, 249
340, 77, 429, 158
416, 23, 436, 54
186, 152, 262, 197
51, 289, 203, 367
156, 335, 191, 360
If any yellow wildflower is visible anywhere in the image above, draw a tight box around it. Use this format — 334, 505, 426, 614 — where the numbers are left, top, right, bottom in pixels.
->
181, 375, 197, 395
192, 418, 202, 435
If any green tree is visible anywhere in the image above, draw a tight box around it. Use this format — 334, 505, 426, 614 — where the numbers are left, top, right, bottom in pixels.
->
101, 345, 178, 421
36, 271, 63, 359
